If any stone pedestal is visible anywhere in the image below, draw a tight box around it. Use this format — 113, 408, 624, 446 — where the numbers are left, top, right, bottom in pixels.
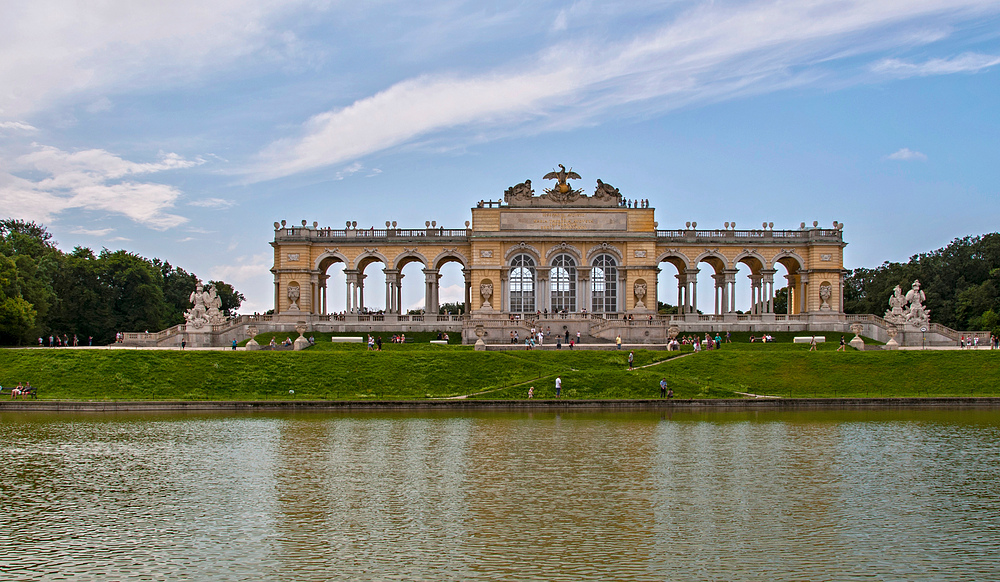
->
293, 323, 310, 351
849, 336, 865, 351
474, 338, 486, 351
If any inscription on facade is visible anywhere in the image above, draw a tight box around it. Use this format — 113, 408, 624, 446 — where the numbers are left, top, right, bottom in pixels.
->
500, 211, 627, 231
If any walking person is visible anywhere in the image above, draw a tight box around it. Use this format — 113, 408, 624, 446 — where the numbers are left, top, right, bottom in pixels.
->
555, 376, 562, 398
616, 335, 622, 350
528, 386, 534, 399
628, 351, 634, 371
809, 336, 818, 351
837, 335, 846, 352
660, 377, 667, 398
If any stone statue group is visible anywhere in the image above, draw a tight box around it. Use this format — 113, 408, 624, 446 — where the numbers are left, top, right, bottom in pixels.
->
885, 280, 930, 327
184, 283, 225, 329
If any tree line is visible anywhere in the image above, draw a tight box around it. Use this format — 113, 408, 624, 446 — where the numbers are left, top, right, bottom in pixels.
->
1, 219, 244, 346
844, 232, 1000, 334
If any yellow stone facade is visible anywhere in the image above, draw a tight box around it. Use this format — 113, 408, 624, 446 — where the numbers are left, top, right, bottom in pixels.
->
271, 206, 846, 321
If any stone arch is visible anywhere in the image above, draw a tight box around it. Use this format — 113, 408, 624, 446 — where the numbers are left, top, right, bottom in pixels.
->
393, 250, 429, 270
354, 250, 390, 271
770, 250, 804, 273
733, 249, 767, 272
692, 249, 730, 272
545, 242, 582, 263
770, 250, 805, 315
432, 249, 468, 270
656, 251, 691, 314
504, 242, 541, 263
315, 250, 350, 271
586, 242, 623, 263
656, 250, 692, 272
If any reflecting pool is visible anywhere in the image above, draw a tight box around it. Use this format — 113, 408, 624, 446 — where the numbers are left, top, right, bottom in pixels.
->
2, 408, 999, 581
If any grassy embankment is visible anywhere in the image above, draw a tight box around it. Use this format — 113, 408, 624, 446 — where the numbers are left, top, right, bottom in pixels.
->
1, 332, 998, 400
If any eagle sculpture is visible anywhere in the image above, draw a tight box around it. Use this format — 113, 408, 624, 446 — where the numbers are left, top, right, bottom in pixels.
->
543, 164, 582, 195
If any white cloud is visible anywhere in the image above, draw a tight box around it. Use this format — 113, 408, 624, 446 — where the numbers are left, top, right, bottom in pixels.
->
366, 168, 382, 178
189, 197, 237, 209
887, 148, 927, 161
210, 253, 271, 284
334, 161, 364, 180
0, 145, 203, 229
0, 121, 37, 132
70, 227, 114, 236
0, 0, 315, 118
872, 52, 1000, 77
252, 0, 1000, 180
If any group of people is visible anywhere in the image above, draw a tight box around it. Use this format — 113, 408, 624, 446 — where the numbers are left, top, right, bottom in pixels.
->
39, 334, 90, 347
621, 198, 650, 208
3, 382, 36, 399
749, 334, 775, 343
960, 335, 998, 349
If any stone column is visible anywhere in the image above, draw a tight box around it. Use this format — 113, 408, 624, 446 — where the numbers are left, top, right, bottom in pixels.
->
423, 268, 440, 316
785, 273, 796, 315
799, 272, 810, 314
274, 280, 280, 314
615, 268, 635, 313
760, 269, 776, 314
396, 273, 404, 315
712, 273, 724, 315
578, 267, 592, 314
722, 269, 737, 313
344, 270, 357, 313
685, 268, 700, 315
358, 273, 366, 313
676, 272, 688, 313
382, 269, 398, 314
463, 268, 472, 315
748, 274, 762, 314
537, 268, 550, 314
499, 267, 509, 314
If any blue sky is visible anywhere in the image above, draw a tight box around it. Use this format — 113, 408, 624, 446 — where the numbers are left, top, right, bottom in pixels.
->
2, 0, 999, 314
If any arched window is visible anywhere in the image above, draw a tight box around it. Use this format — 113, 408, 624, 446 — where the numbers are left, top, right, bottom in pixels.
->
591, 254, 618, 313
550, 254, 576, 313
509, 254, 535, 313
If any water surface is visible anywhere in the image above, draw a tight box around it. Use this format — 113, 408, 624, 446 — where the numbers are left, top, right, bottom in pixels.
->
2, 409, 998, 581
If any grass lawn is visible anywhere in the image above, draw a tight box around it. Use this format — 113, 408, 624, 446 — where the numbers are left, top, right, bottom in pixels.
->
1, 333, 997, 401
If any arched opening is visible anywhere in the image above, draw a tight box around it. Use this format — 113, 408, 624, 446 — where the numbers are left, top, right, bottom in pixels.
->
509, 254, 536, 313
774, 256, 803, 315
356, 256, 387, 314
550, 253, 577, 313
435, 257, 467, 316
398, 259, 426, 315
591, 254, 618, 313
317, 256, 347, 316
696, 255, 727, 316
655, 256, 687, 315
735, 255, 765, 314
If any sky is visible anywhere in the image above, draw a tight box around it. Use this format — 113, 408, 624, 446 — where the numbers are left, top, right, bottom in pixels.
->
2, 0, 999, 315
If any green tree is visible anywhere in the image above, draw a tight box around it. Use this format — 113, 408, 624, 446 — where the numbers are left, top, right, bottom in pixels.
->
98, 249, 169, 334
0, 254, 38, 345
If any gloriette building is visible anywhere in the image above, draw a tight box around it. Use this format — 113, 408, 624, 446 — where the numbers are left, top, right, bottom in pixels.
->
268, 165, 849, 344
